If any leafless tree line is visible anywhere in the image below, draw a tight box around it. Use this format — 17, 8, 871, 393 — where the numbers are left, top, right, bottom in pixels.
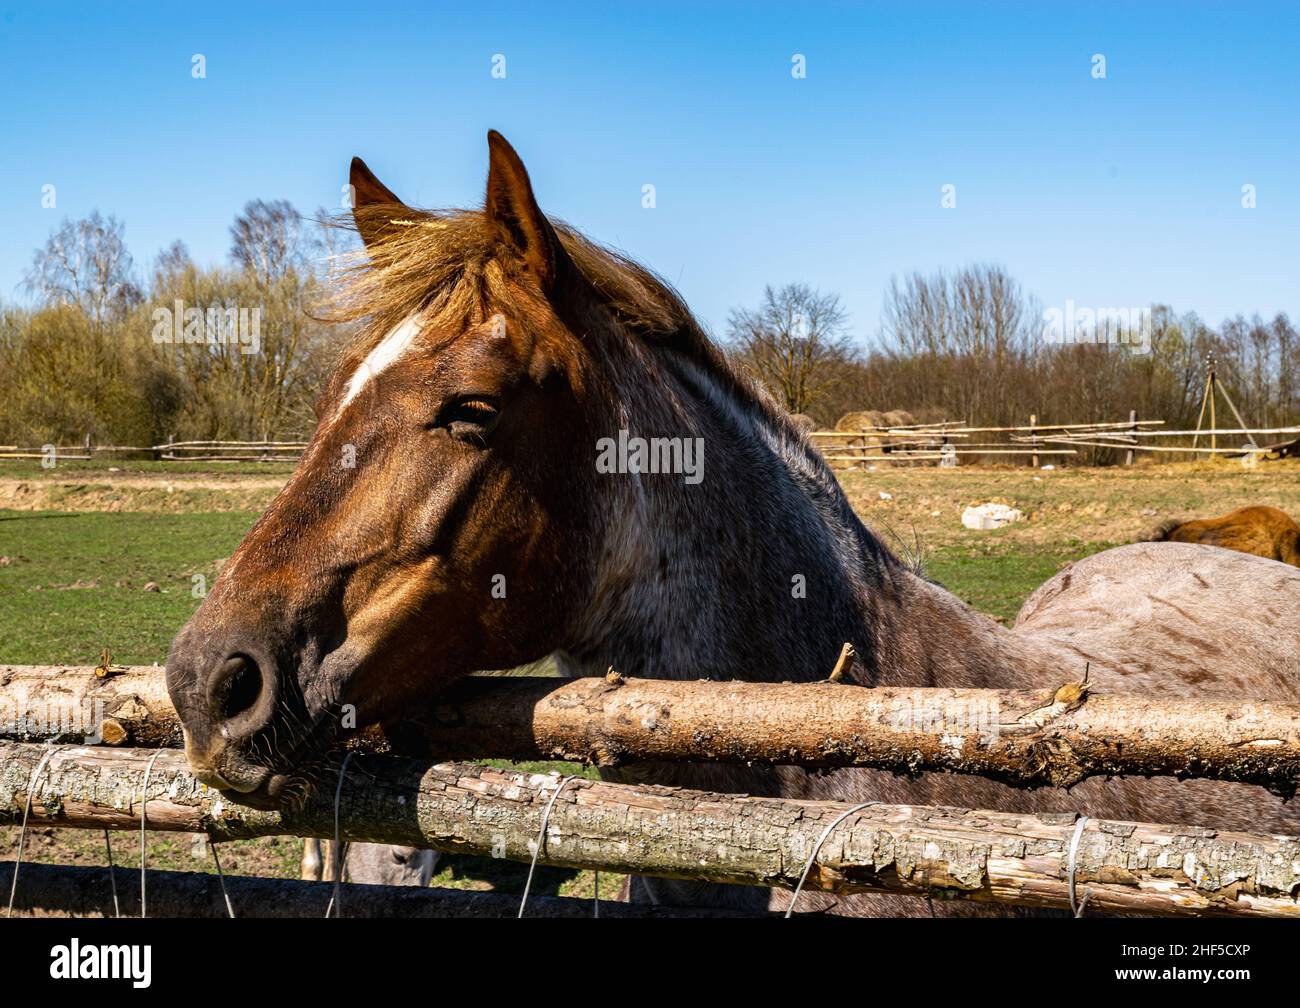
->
4, 219, 1295, 457
727, 269, 1299, 455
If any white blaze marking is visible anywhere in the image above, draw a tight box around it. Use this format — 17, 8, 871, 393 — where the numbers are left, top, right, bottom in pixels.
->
335, 313, 424, 417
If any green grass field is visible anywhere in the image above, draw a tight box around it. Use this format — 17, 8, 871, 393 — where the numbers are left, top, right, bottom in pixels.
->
0, 508, 1111, 665
0, 510, 254, 664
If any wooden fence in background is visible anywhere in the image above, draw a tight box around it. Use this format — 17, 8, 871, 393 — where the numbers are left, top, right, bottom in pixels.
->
4, 422, 1298, 470
0, 440, 308, 464
812, 418, 1300, 469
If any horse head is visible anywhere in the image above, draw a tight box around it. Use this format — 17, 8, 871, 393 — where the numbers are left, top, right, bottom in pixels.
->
166, 131, 879, 810
166, 133, 643, 803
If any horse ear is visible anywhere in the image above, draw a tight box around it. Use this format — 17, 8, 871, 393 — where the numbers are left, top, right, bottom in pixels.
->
350, 157, 407, 248
484, 131, 567, 290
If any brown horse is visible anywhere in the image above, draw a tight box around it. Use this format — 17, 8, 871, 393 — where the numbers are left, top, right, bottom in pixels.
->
166, 133, 1300, 915
1147, 505, 1300, 568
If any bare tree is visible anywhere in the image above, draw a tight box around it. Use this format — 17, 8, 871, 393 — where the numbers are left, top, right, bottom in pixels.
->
229, 199, 315, 284
24, 211, 141, 322
727, 284, 857, 417
881, 271, 952, 356
875, 264, 1039, 424
881, 264, 1035, 358
1273, 313, 1297, 422
152, 240, 193, 285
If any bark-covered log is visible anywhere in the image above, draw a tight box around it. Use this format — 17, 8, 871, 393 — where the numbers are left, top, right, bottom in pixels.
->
0, 664, 178, 749
407, 673, 1300, 797
0, 860, 768, 918
4, 665, 1299, 795
1, 742, 1296, 917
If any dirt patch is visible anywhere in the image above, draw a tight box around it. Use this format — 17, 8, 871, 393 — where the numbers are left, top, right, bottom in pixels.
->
837, 460, 1300, 552
0, 476, 285, 513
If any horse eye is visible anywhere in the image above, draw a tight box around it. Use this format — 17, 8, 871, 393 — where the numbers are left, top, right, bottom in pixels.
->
436, 397, 499, 433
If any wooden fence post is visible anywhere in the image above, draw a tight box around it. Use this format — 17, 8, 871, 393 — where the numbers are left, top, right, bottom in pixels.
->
1125, 409, 1137, 466
1029, 414, 1038, 468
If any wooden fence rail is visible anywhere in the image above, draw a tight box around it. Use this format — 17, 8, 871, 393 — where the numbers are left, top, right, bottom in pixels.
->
1020, 426, 1300, 441
1, 742, 1296, 917
807, 420, 1167, 438
0, 439, 309, 463
809, 418, 1299, 468
4, 665, 1299, 794
4, 665, 1299, 917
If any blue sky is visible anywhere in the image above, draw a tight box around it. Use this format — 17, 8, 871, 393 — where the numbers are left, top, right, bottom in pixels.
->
1, 1, 1296, 342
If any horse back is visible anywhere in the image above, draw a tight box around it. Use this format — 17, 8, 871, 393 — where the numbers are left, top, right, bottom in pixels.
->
1013, 541, 1300, 701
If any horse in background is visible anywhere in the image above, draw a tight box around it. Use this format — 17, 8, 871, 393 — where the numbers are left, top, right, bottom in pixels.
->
1146, 505, 1300, 568
300, 840, 436, 887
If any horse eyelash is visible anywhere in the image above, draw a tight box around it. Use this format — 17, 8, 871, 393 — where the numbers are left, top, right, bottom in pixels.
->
432, 397, 500, 433
453, 398, 498, 415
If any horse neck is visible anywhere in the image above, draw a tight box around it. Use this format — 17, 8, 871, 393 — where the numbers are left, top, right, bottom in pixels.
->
559, 350, 1059, 689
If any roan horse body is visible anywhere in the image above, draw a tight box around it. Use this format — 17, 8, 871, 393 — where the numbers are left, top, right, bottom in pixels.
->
166, 133, 1300, 915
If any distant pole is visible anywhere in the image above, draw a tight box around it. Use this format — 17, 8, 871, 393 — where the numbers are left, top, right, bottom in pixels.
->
1191, 356, 1214, 459
1029, 414, 1038, 468
1209, 356, 1218, 457
1126, 409, 1137, 466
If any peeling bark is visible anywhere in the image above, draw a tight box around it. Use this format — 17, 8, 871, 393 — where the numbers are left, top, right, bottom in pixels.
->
4, 666, 1299, 796
409, 674, 1300, 797
2, 742, 1297, 917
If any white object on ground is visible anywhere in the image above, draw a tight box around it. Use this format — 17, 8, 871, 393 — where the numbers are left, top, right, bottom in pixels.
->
961, 502, 1025, 530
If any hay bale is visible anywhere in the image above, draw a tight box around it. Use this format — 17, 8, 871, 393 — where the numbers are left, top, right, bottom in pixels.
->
836, 409, 918, 433
835, 410, 886, 433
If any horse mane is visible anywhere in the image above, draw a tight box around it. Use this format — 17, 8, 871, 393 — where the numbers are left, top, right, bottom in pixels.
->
328, 204, 802, 440
324, 203, 900, 578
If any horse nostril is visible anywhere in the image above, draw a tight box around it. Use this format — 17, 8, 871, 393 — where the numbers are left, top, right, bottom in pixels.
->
214, 654, 264, 724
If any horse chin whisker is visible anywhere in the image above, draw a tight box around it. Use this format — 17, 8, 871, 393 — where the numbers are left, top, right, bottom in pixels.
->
269, 732, 354, 812
276, 776, 315, 812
